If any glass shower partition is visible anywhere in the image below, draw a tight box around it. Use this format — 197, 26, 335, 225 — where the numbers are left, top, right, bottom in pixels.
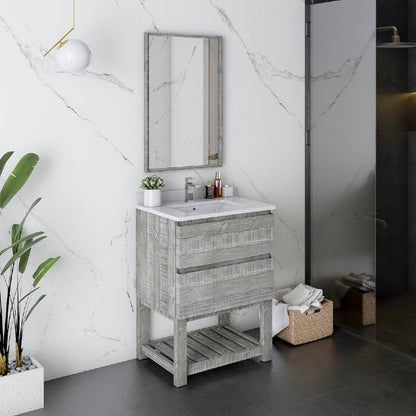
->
309, 0, 377, 338
309, 0, 416, 357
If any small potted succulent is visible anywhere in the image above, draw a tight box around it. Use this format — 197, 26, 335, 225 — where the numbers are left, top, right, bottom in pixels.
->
140, 175, 165, 207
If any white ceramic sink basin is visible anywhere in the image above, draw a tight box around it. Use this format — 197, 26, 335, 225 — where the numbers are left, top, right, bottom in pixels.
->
169, 200, 240, 215
137, 197, 275, 222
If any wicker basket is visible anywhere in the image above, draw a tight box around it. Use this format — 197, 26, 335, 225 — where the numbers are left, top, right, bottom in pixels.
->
342, 287, 375, 326
277, 300, 333, 345
362, 291, 376, 325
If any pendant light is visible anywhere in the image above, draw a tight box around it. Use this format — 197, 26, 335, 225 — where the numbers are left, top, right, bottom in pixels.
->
44, 0, 91, 73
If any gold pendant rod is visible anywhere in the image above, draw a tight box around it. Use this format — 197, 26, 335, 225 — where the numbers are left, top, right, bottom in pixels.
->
43, 0, 76, 57
43, 27, 74, 57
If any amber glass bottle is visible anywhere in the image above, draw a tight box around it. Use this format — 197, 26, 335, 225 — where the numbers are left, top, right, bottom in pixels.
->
214, 171, 222, 197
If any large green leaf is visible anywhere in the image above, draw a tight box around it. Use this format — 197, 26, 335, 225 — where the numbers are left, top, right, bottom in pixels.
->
25, 294, 46, 322
1, 236, 47, 274
0, 153, 39, 208
18, 239, 32, 274
19, 287, 40, 303
33, 256, 60, 287
0, 152, 13, 177
0, 231, 44, 257
11, 224, 20, 255
14, 198, 42, 240
9, 198, 42, 270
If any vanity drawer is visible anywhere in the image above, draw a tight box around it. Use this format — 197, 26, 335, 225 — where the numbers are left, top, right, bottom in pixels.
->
176, 213, 274, 269
175, 257, 274, 319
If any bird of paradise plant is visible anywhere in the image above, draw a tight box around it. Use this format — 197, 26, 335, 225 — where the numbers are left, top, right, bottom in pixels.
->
0, 152, 60, 376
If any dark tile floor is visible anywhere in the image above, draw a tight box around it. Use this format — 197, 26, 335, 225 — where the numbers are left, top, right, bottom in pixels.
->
27, 328, 416, 416
377, 293, 416, 357
335, 291, 416, 358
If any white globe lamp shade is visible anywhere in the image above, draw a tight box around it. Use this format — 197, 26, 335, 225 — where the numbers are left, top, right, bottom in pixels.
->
56, 39, 91, 73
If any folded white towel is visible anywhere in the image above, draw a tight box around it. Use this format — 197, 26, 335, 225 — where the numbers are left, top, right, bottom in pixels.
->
272, 299, 289, 336
282, 284, 324, 313
288, 304, 310, 314
299, 285, 324, 308
282, 284, 313, 306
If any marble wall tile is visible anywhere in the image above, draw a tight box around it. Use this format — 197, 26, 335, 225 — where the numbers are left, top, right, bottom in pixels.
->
0, 0, 304, 379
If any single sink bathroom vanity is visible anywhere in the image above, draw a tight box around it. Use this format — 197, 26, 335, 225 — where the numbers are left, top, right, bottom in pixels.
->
136, 197, 275, 387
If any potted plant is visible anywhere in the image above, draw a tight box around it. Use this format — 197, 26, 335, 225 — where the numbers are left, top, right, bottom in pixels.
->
0, 151, 60, 416
140, 175, 165, 207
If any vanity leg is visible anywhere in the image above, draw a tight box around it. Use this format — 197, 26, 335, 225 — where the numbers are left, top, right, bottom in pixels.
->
137, 302, 150, 360
218, 312, 230, 326
260, 300, 272, 362
173, 319, 188, 387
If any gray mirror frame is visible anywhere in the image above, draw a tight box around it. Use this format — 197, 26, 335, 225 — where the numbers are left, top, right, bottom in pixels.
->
144, 32, 223, 172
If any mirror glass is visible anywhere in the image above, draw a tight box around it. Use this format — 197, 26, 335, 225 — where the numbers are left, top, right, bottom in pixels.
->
145, 33, 222, 171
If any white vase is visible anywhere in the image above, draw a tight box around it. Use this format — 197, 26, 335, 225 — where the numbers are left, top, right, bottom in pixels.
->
0, 357, 44, 416
143, 189, 162, 207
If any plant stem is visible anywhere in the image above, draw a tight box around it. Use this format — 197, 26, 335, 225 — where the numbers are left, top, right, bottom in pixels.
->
15, 343, 22, 368
2, 264, 15, 374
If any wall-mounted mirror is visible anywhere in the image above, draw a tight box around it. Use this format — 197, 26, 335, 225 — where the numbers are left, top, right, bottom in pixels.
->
144, 33, 223, 172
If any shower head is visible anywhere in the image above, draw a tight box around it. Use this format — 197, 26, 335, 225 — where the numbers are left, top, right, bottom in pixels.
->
376, 25, 416, 49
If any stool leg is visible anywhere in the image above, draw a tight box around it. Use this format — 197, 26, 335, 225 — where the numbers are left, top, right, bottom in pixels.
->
260, 300, 272, 362
137, 302, 150, 360
173, 319, 187, 387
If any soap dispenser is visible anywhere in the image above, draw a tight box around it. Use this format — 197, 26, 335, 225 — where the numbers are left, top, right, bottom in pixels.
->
214, 171, 222, 197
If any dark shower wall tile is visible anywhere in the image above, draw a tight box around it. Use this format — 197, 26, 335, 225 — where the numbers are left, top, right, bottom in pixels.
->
409, 0, 416, 90
375, 0, 416, 358
378, 0, 408, 39
408, 133, 416, 290
377, 0, 409, 299
410, 0, 416, 40
376, 131, 408, 297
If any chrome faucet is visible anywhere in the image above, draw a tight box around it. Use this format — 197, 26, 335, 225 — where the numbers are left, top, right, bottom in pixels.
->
185, 177, 197, 202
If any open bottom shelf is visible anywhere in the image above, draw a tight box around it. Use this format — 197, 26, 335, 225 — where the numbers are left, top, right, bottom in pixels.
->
142, 325, 262, 375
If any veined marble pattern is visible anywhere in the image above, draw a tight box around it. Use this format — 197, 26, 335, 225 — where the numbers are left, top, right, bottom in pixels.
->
310, 0, 376, 298
0, 0, 304, 380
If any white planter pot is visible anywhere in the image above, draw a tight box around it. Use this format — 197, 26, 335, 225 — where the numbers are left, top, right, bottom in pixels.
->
143, 189, 162, 207
0, 357, 44, 416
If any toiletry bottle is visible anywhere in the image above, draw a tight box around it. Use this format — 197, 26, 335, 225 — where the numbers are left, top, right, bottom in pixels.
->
206, 180, 215, 199
214, 171, 222, 197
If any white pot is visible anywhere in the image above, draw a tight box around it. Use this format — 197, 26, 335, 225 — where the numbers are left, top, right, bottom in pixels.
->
0, 357, 44, 416
143, 189, 162, 207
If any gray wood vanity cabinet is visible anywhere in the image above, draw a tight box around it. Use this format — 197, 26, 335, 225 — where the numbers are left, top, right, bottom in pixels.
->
136, 205, 274, 387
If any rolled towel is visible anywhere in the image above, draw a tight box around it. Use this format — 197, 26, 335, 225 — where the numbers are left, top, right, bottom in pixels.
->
343, 275, 363, 286
362, 280, 375, 290
361, 274, 376, 290
282, 284, 314, 306
361, 273, 375, 281
299, 285, 324, 308
343, 274, 374, 292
